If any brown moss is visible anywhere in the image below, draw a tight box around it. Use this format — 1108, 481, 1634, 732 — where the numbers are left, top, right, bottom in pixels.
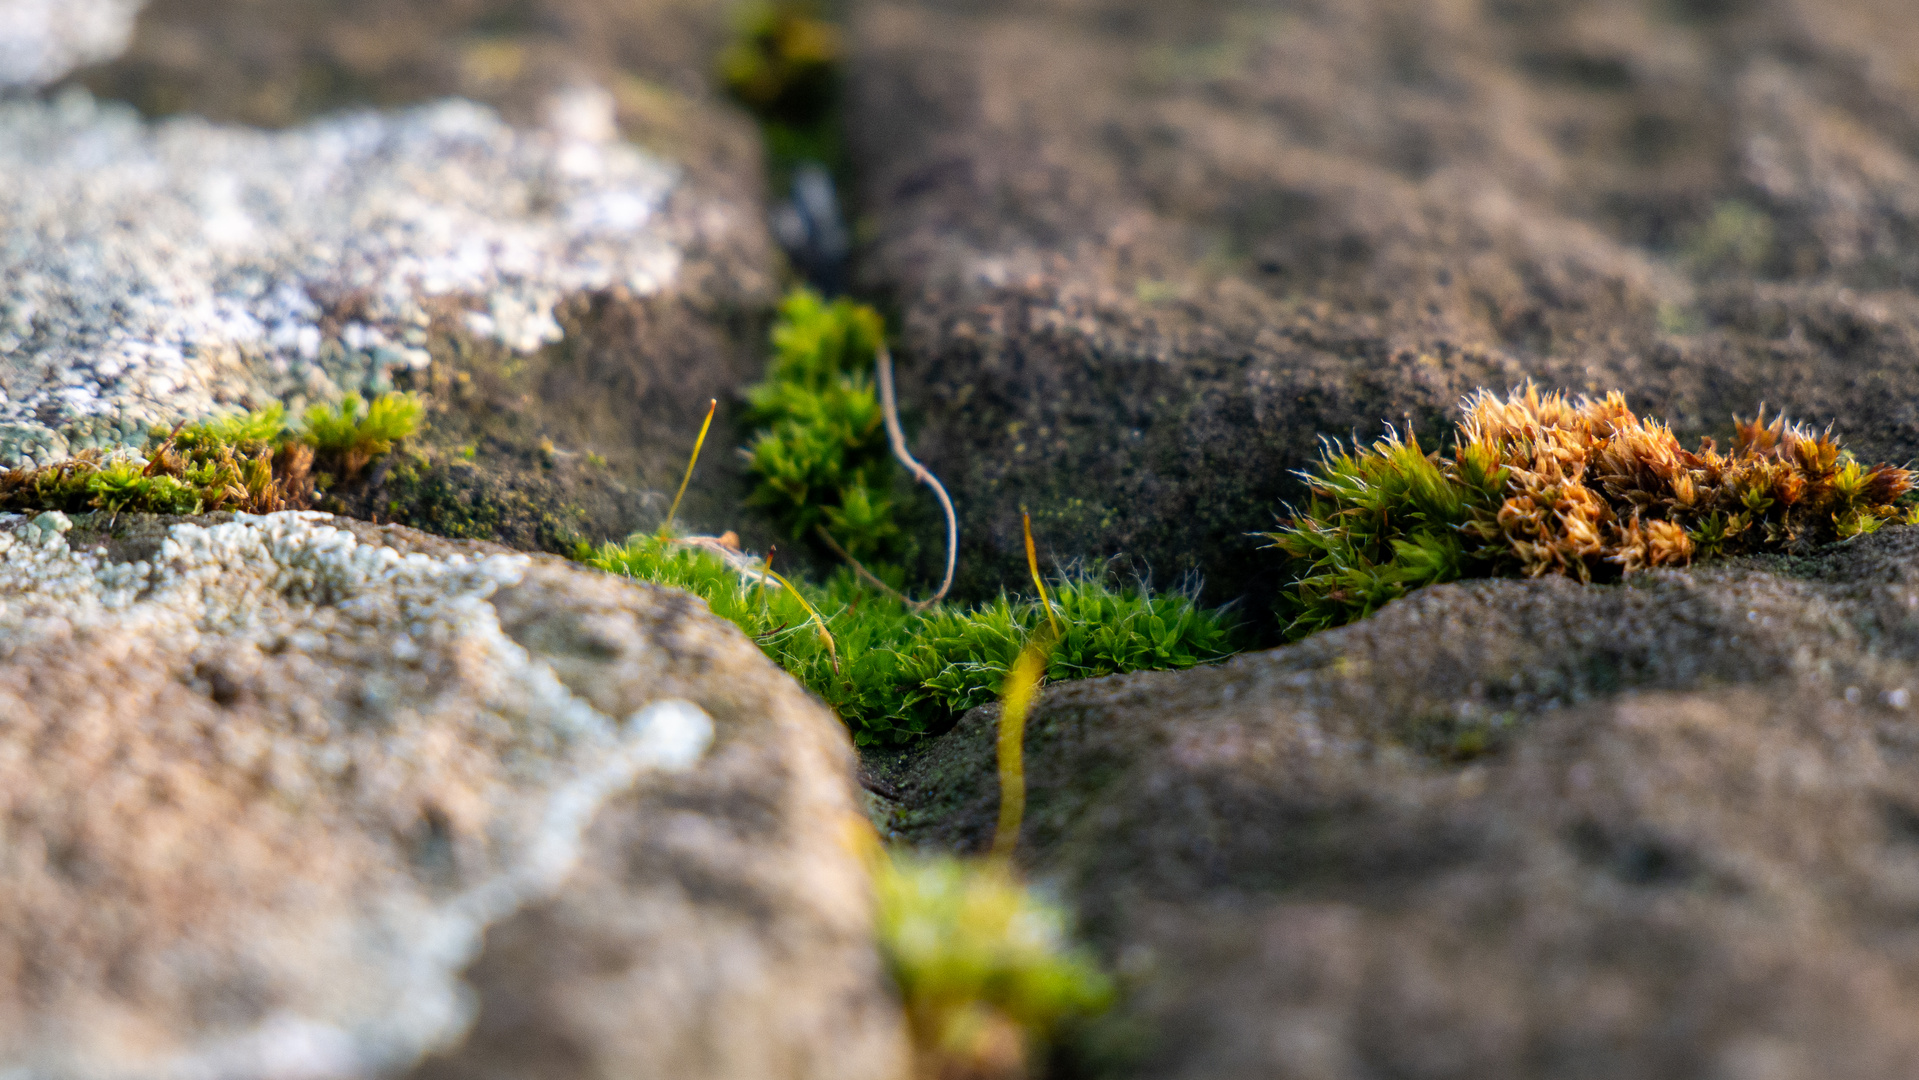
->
1267, 384, 1915, 636
1458, 384, 1913, 574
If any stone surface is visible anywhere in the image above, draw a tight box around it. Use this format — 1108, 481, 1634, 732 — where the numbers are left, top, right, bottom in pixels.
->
848, 0, 1919, 613
0, 87, 678, 465
12, 0, 782, 552
0, 511, 907, 1080
879, 522, 1919, 1078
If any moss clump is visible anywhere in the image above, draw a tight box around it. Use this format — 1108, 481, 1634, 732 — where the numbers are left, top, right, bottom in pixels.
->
718, 0, 842, 168
743, 289, 902, 564
0, 393, 424, 518
585, 532, 1238, 745
874, 853, 1112, 1079
1267, 383, 1915, 638
302, 391, 427, 481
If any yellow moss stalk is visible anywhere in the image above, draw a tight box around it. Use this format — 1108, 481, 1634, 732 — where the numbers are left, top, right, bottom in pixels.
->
666, 397, 718, 530
992, 628, 1053, 862
1023, 511, 1061, 639
765, 564, 840, 674
994, 514, 1063, 859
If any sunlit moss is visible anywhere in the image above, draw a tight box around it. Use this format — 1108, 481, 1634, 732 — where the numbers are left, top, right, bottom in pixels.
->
1267, 383, 1915, 638
584, 530, 1239, 745
0, 393, 423, 517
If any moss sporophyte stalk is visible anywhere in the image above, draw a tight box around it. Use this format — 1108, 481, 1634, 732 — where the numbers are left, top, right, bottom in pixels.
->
1267, 383, 1916, 639
861, 524, 1110, 1080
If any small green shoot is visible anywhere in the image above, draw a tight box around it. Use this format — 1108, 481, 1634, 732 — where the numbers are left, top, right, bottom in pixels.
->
301, 391, 425, 478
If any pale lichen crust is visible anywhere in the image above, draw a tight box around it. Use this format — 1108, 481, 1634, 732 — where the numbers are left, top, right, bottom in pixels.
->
0, 0, 147, 87
0, 86, 680, 467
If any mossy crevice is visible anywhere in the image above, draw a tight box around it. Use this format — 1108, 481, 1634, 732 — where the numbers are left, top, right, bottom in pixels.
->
742, 288, 903, 565
586, 532, 1238, 746
586, 290, 1242, 745
719, 0, 846, 187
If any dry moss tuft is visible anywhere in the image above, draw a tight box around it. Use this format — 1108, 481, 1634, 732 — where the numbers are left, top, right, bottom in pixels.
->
1267, 383, 1916, 638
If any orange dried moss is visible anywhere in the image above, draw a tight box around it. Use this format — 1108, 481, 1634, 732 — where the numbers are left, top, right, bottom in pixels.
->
1266, 384, 1915, 638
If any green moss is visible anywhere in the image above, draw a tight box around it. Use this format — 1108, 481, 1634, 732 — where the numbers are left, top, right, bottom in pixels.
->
585, 532, 1239, 746
370, 457, 507, 540
743, 289, 903, 564
874, 853, 1112, 1074
0, 393, 423, 518
172, 403, 289, 451
718, 0, 844, 177
302, 391, 426, 478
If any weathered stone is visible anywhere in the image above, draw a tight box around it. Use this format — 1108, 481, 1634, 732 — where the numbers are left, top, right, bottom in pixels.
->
0, 88, 677, 456
879, 522, 1919, 1077
0, 0, 780, 552
0, 511, 906, 1080
848, 0, 1919, 613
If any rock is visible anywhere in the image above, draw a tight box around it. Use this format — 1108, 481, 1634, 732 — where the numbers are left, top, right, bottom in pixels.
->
0, 511, 907, 1080
847, 0, 1919, 612
880, 523, 1919, 1077
2, 0, 780, 552
0, 88, 677, 460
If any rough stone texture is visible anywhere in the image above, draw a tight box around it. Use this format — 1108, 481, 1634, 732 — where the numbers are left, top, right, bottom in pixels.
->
0, 88, 678, 465
848, 0, 1919, 612
25, 0, 781, 551
0, 511, 907, 1080
880, 522, 1919, 1078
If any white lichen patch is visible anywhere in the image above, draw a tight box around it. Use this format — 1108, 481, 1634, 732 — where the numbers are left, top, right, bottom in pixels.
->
0, 512, 712, 1080
0, 86, 680, 465
0, 0, 147, 87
